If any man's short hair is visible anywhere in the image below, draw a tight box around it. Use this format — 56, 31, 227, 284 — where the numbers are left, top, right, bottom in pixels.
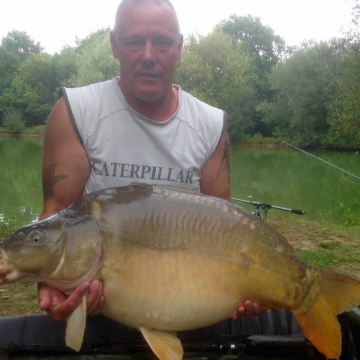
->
113, 0, 181, 42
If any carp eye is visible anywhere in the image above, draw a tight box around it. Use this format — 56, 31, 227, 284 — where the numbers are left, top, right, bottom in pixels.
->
28, 231, 45, 245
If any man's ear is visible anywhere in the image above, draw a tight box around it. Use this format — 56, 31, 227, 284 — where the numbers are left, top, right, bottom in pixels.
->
110, 31, 120, 59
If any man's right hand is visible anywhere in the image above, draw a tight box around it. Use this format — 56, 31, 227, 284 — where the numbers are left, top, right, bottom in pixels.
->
38, 280, 105, 322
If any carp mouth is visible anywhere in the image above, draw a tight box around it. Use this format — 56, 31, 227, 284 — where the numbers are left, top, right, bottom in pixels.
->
0, 251, 15, 284
0, 271, 10, 284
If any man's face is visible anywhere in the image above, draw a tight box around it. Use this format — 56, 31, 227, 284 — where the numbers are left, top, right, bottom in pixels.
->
111, 1, 183, 103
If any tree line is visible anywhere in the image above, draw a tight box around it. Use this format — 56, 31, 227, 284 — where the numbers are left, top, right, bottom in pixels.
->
0, 2, 359, 148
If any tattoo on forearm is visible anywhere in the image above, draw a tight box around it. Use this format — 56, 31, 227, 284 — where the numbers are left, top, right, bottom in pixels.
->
43, 164, 68, 200
216, 134, 231, 182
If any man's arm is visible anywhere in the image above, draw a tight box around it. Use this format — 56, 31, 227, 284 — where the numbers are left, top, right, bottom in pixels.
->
40, 97, 90, 219
200, 130, 231, 201
39, 97, 104, 321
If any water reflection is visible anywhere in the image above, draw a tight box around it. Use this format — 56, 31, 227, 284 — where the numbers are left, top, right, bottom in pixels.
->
0, 137, 43, 226
0, 206, 40, 224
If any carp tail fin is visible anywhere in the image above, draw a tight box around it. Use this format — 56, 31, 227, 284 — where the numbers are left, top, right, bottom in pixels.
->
65, 293, 88, 352
294, 268, 360, 359
140, 327, 183, 360
295, 294, 340, 359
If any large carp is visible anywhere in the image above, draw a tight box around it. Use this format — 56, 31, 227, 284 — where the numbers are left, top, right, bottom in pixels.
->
0, 184, 359, 359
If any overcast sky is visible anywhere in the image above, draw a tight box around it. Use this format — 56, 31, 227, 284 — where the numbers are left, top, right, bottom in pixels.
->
0, 0, 356, 54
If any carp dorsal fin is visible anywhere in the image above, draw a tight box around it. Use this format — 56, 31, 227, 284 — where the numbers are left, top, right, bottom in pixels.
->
139, 327, 183, 360
65, 292, 88, 352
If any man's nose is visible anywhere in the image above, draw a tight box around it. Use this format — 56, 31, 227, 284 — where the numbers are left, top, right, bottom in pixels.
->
141, 41, 156, 62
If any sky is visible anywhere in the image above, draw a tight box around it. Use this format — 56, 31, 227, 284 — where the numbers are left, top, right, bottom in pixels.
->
0, 0, 356, 54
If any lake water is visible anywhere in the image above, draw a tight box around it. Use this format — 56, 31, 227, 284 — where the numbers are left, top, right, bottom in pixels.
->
0, 137, 359, 226
231, 146, 360, 224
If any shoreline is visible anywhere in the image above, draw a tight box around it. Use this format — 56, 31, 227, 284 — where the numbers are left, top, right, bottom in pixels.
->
1, 133, 359, 151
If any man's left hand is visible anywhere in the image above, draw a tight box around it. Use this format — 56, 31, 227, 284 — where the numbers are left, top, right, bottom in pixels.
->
234, 300, 261, 319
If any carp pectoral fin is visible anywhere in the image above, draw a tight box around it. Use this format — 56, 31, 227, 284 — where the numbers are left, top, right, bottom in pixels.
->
139, 327, 183, 360
65, 293, 88, 352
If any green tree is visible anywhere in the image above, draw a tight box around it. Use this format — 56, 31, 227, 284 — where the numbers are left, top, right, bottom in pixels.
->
217, 15, 286, 136
70, 28, 118, 86
1, 30, 42, 63
175, 31, 256, 141
347, 0, 360, 43
327, 44, 360, 148
1, 53, 58, 126
52, 46, 78, 88
0, 48, 20, 122
0, 31, 43, 124
0, 47, 19, 91
73, 28, 110, 54
263, 41, 341, 146
218, 15, 286, 99
325, 0, 360, 148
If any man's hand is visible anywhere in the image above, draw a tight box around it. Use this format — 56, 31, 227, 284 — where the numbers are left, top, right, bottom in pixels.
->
234, 300, 261, 319
38, 280, 105, 322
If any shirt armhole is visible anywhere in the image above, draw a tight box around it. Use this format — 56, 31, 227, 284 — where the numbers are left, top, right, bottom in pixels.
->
60, 87, 84, 146
222, 110, 228, 136
213, 110, 228, 150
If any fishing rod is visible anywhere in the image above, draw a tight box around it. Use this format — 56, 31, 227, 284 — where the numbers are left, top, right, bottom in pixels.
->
283, 142, 360, 182
232, 198, 305, 217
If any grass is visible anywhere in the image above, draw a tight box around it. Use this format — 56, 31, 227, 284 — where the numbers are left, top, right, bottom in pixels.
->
0, 217, 359, 317
269, 217, 360, 277
0, 283, 40, 316
0, 125, 45, 136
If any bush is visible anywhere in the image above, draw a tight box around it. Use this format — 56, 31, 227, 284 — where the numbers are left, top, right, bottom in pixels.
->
24, 124, 46, 136
3, 109, 26, 134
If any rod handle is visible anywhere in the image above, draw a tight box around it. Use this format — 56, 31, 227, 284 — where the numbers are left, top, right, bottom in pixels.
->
291, 209, 306, 215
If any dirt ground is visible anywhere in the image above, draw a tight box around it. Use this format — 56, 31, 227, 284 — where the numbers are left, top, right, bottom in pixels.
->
269, 217, 360, 278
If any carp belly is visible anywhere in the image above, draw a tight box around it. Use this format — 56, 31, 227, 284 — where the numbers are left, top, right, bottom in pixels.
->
100, 248, 246, 331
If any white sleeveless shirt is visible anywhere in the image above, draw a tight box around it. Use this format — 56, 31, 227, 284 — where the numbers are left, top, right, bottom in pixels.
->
63, 78, 224, 194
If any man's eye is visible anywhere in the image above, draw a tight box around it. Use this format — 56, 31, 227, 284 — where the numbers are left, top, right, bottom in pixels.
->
125, 39, 144, 51
153, 38, 173, 51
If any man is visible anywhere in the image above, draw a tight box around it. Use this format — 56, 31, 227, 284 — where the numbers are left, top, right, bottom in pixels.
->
38, 0, 260, 324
